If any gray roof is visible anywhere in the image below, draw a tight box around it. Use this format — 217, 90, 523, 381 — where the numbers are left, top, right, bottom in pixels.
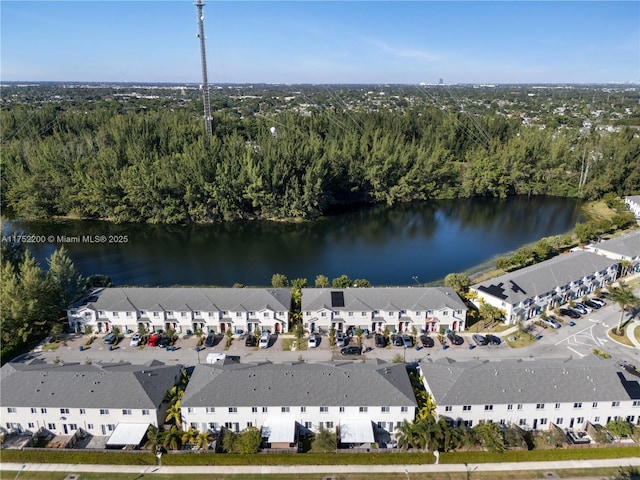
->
71, 287, 291, 313
421, 357, 640, 405
471, 251, 617, 306
590, 230, 640, 259
301, 287, 466, 312
182, 361, 417, 408
0, 360, 182, 410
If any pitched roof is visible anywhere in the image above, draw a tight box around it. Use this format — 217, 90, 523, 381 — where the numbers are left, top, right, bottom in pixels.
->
420, 357, 640, 406
70, 287, 291, 313
471, 251, 617, 305
301, 287, 466, 312
0, 360, 182, 409
590, 230, 640, 259
182, 361, 417, 408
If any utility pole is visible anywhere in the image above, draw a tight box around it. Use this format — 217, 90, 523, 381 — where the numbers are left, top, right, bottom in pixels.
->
195, 0, 213, 136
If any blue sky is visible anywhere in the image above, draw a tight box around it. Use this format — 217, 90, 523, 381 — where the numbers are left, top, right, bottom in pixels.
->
2, 1, 638, 84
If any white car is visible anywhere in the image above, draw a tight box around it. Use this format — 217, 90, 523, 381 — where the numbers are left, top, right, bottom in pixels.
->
130, 334, 142, 347
259, 333, 270, 349
540, 317, 561, 329
591, 297, 606, 307
308, 334, 319, 348
336, 332, 346, 347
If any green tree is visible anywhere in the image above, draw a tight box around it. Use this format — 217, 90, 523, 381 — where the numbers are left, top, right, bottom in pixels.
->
181, 425, 199, 447
473, 421, 505, 453
352, 278, 372, 288
395, 419, 418, 450
478, 303, 506, 328
315, 275, 329, 288
444, 273, 470, 297
47, 246, 83, 308
331, 274, 352, 288
195, 430, 213, 450
144, 425, 164, 452
271, 273, 289, 288
165, 400, 183, 429
310, 426, 337, 452
162, 425, 182, 451
606, 418, 633, 438
234, 426, 263, 454
608, 282, 640, 335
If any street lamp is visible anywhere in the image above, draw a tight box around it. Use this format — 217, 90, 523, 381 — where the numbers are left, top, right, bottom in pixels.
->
13, 464, 26, 480
412, 276, 420, 285
404, 467, 410, 480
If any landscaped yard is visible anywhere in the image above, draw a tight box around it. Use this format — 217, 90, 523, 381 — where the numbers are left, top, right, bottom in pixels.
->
504, 329, 538, 348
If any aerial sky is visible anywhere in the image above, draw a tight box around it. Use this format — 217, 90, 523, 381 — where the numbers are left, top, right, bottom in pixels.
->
1, 1, 638, 84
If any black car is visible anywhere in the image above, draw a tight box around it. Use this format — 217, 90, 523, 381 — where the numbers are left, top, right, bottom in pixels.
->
103, 332, 117, 345
447, 333, 464, 345
583, 299, 601, 309
157, 335, 170, 348
560, 308, 581, 319
204, 333, 217, 347
340, 346, 362, 355
245, 335, 257, 347
485, 334, 502, 345
472, 334, 487, 346
375, 334, 387, 348
419, 334, 434, 348
392, 335, 404, 347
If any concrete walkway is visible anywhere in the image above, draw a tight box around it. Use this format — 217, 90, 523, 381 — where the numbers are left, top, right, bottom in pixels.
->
2, 458, 640, 476
627, 320, 640, 348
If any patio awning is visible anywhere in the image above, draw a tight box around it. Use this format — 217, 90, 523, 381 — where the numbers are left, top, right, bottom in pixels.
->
339, 420, 374, 444
262, 418, 296, 444
106, 423, 150, 447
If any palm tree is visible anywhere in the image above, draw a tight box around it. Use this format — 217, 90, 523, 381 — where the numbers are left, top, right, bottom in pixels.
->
181, 425, 199, 447
414, 417, 444, 452
165, 400, 183, 429
415, 392, 438, 420
144, 425, 164, 452
195, 430, 214, 451
162, 425, 182, 451
608, 282, 640, 335
163, 385, 184, 404
395, 419, 418, 450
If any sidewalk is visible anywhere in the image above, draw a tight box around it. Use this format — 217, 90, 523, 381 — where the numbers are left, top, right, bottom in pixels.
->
3, 457, 640, 476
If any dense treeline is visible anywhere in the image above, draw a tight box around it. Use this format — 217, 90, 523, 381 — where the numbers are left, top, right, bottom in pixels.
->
2, 101, 639, 223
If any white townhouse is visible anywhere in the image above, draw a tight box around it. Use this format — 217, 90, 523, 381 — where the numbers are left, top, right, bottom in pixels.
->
624, 195, 640, 219
0, 359, 182, 446
181, 360, 417, 447
67, 287, 291, 335
585, 230, 640, 274
469, 251, 618, 325
418, 357, 640, 432
301, 287, 467, 334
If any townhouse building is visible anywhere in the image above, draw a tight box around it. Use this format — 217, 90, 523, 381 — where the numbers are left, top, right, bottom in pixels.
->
181, 361, 417, 446
585, 230, 640, 273
469, 251, 618, 325
0, 359, 182, 443
67, 287, 291, 335
301, 287, 467, 334
419, 357, 640, 432
624, 195, 640, 219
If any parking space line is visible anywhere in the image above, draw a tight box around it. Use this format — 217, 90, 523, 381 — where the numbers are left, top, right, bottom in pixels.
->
567, 346, 586, 357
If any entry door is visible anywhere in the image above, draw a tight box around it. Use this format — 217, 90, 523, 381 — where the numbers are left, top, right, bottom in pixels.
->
63, 424, 68, 435
533, 419, 538, 430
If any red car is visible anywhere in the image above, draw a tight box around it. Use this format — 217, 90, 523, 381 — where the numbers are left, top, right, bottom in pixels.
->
147, 333, 161, 346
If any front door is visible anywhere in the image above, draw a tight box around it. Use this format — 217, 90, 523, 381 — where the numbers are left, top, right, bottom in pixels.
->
63, 424, 68, 435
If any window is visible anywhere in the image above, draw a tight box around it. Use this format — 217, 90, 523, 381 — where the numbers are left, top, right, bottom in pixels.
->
123, 409, 132, 415
362, 312, 367, 316
326, 421, 334, 429
48, 423, 56, 430
348, 312, 354, 317
31, 408, 37, 414
381, 406, 390, 413
142, 410, 150, 416
300, 406, 306, 413
262, 407, 268, 413
251, 407, 258, 413
206, 407, 216, 413
304, 422, 312, 429
153, 312, 159, 317
518, 419, 526, 426
633, 401, 640, 407
87, 423, 94, 430
443, 311, 448, 316
463, 420, 473, 427
445, 406, 452, 412
320, 406, 328, 413
60, 408, 69, 414
573, 402, 582, 408
507, 404, 513, 411
594, 416, 600, 423
556, 418, 563, 425
28, 423, 35, 429
517, 404, 523, 410
263, 312, 269, 318
359, 406, 368, 413
7, 408, 16, 413
69, 424, 78, 430
339, 406, 345, 413
612, 401, 620, 407
79, 408, 86, 415
555, 403, 561, 409
593, 402, 599, 408
100, 409, 109, 415
187, 407, 194, 414
401, 406, 408, 413
41, 408, 47, 413
576, 417, 584, 424
463, 405, 471, 411
540, 418, 548, 425
281, 407, 290, 413
247, 422, 253, 428
229, 407, 237, 413
127, 311, 133, 317
484, 405, 493, 411
208, 422, 218, 430
236, 312, 242, 318
536, 403, 545, 410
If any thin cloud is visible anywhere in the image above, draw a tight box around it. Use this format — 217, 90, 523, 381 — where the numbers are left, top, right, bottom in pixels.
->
361, 36, 439, 62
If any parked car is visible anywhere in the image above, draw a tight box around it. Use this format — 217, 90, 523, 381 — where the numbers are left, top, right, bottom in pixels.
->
245, 335, 257, 347
129, 334, 142, 347
447, 333, 464, 345
157, 335, 170, 347
572, 303, 590, 315
591, 297, 606, 307
259, 333, 270, 349
575, 302, 592, 313
375, 334, 387, 348
340, 346, 362, 355
402, 334, 413, 348
308, 333, 320, 348
419, 334, 434, 348
335, 332, 346, 347
147, 333, 161, 347
560, 308, 580, 319
485, 334, 502, 345
204, 333, 217, 347
583, 299, 602, 309
103, 332, 117, 345
540, 316, 562, 329
472, 334, 487, 346
392, 335, 404, 347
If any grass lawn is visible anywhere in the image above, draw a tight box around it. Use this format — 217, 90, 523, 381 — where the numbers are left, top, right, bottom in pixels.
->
505, 330, 538, 348
581, 200, 617, 222
609, 327, 634, 347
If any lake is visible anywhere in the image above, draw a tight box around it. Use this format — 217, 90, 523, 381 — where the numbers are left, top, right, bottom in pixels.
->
3, 196, 583, 287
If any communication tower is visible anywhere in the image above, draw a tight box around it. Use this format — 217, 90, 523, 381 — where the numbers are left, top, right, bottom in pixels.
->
195, 0, 213, 136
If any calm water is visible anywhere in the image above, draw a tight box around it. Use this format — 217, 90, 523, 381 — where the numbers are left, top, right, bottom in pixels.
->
3, 196, 583, 287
